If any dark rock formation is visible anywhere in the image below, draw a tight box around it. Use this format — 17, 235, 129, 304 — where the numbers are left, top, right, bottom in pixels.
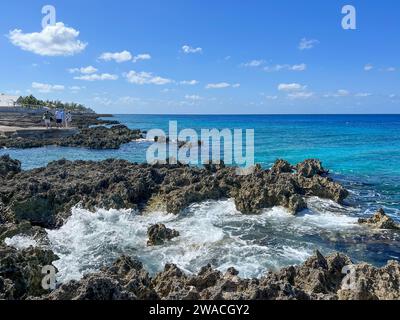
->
0, 245, 58, 300
0, 125, 143, 150
296, 159, 328, 178
0, 155, 21, 178
26, 251, 400, 300
46, 256, 157, 300
0, 158, 348, 228
147, 224, 180, 246
358, 208, 400, 230
59, 125, 143, 149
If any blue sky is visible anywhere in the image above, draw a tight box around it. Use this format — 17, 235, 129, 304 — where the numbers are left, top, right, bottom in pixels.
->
0, 0, 399, 114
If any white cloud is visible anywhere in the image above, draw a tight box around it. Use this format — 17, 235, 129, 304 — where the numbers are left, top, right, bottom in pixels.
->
180, 80, 199, 85
132, 53, 151, 63
324, 89, 351, 98
69, 65, 98, 74
291, 63, 307, 71
337, 89, 350, 96
355, 92, 372, 97
8, 22, 87, 56
242, 60, 265, 67
265, 63, 307, 72
364, 64, 374, 71
298, 38, 319, 50
265, 95, 278, 100
386, 67, 396, 72
205, 82, 240, 89
69, 86, 84, 91
278, 83, 306, 92
125, 71, 172, 85
118, 96, 141, 104
287, 92, 314, 99
99, 50, 132, 63
185, 95, 202, 101
93, 97, 113, 106
182, 45, 203, 54
74, 73, 118, 81
32, 82, 65, 93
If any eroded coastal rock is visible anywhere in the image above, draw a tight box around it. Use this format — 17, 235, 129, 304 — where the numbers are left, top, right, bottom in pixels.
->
11, 251, 397, 300
0, 155, 21, 178
45, 256, 157, 300
0, 158, 348, 229
0, 125, 143, 150
147, 224, 180, 246
0, 245, 58, 300
358, 208, 400, 230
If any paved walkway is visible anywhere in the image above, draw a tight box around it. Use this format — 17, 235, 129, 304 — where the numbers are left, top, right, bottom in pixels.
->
0, 125, 78, 138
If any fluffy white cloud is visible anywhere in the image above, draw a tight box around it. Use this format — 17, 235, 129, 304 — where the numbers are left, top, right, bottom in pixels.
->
298, 38, 319, 50
180, 80, 199, 85
364, 64, 374, 71
278, 83, 306, 92
242, 60, 265, 67
182, 45, 203, 54
205, 82, 240, 89
74, 73, 118, 81
125, 71, 172, 85
99, 50, 132, 63
69, 66, 98, 74
132, 53, 151, 63
32, 82, 65, 93
9, 23, 87, 56
265, 63, 307, 72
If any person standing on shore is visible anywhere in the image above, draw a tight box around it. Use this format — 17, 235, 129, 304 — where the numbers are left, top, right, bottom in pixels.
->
65, 111, 72, 128
55, 110, 63, 128
42, 110, 52, 130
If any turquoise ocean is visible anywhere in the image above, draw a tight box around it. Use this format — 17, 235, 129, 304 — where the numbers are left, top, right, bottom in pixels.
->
2, 114, 400, 282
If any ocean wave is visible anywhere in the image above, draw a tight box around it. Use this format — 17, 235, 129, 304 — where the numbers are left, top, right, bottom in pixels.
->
36, 197, 369, 283
5, 235, 37, 250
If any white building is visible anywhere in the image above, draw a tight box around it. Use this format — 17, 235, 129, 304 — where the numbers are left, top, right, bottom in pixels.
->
0, 94, 21, 107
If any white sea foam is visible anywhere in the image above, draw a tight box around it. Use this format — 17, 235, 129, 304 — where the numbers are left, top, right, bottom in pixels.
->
46, 197, 363, 283
5, 235, 37, 250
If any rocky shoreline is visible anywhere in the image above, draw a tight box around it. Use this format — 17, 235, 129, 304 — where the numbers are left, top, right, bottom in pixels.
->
0, 156, 399, 300
0, 112, 144, 150
0, 156, 348, 229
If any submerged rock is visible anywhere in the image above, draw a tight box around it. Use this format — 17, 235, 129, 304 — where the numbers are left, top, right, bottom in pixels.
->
147, 224, 180, 246
358, 208, 400, 230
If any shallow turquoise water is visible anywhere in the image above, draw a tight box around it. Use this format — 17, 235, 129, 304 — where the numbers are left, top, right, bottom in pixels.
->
2, 114, 400, 273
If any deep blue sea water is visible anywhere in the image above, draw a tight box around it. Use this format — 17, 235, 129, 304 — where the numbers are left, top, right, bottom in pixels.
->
2, 114, 400, 279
